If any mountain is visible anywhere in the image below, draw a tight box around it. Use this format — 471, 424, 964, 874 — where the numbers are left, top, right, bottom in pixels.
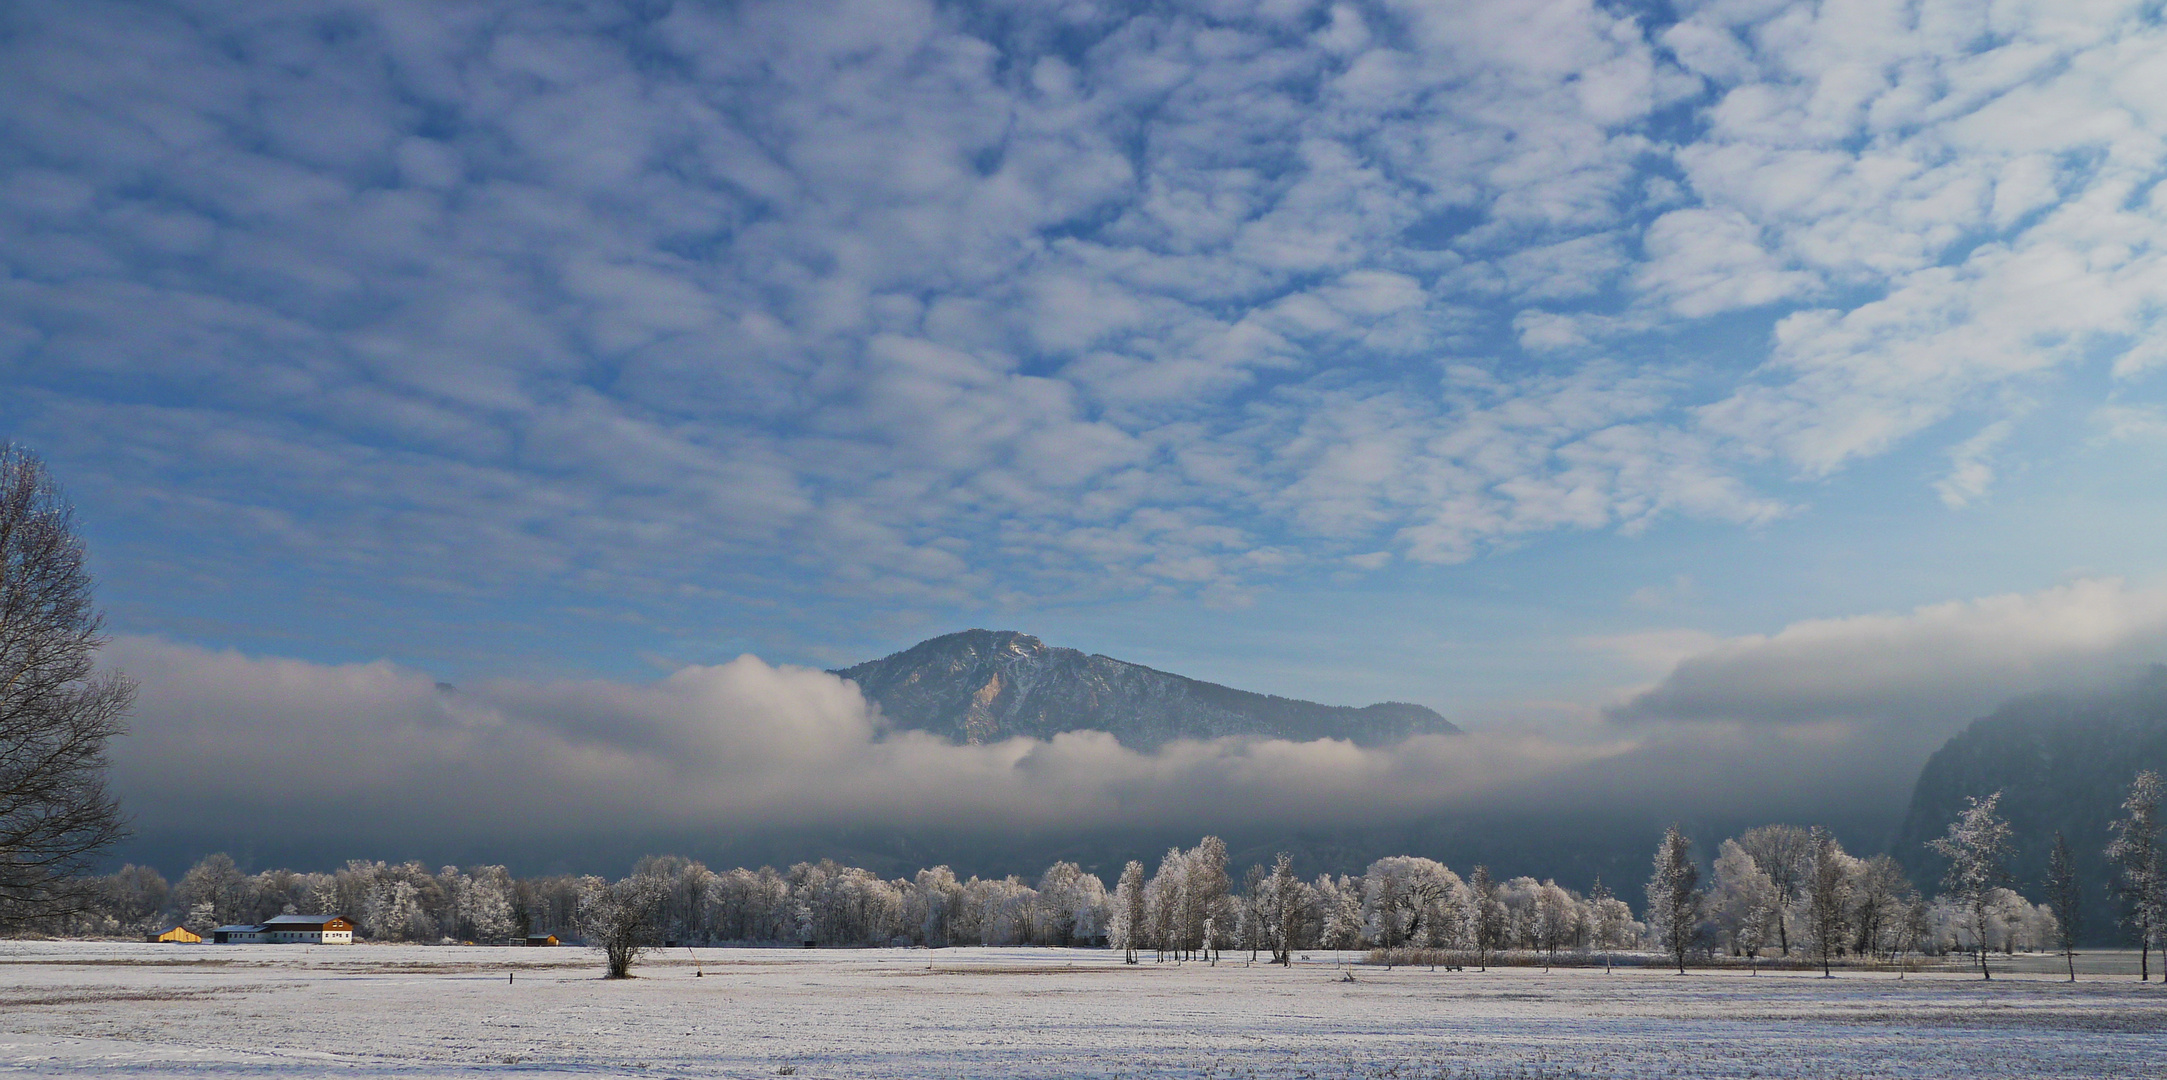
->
831, 629, 1459, 750
1892, 667, 2167, 945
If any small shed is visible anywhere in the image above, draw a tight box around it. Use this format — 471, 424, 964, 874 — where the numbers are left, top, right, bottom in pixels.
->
524, 934, 560, 947
146, 926, 202, 944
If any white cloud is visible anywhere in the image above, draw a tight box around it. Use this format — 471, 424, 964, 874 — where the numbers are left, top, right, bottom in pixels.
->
1934, 419, 2016, 508
107, 577, 2167, 847
1611, 577, 2167, 729
1669, 0, 2167, 475
104, 636, 1618, 839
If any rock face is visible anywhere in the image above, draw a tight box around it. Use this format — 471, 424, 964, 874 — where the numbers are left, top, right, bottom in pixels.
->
1893, 667, 2167, 944
832, 629, 1458, 750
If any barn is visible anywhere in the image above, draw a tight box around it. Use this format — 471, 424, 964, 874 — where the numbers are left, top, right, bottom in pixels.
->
145, 926, 201, 944
212, 916, 355, 944
261, 915, 356, 943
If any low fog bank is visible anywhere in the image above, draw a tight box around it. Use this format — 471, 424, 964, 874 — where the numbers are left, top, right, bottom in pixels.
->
102, 578, 2167, 882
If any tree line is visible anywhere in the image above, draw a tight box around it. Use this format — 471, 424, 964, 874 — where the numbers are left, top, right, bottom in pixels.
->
15, 778, 2167, 985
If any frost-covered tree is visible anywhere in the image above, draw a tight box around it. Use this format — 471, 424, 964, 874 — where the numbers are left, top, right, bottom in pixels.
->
2105, 770, 2164, 982
457, 866, 519, 942
1256, 852, 1309, 965
1980, 888, 2055, 954
1708, 839, 1777, 959
174, 854, 250, 929
1584, 877, 1640, 951
1111, 860, 1146, 963
632, 855, 714, 945
1802, 829, 1853, 977
102, 864, 168, 933
1466, 865, 1505, 971
1928, 791, 2015, 980
1735, 824, 1813, 955
2044, 832, 2081, 982
1318, 874, 1365, 952
1646, 825, 1702, 974
1363, 856, 1460, 950
1848, 854, 1918, 962
908, 866, 963, 948
1145, 847, 1186, 960
1533, 880, 1576, 967
1037, 862, 1106, 947
580, 876, 667, 978
1184, 837, 1229, 960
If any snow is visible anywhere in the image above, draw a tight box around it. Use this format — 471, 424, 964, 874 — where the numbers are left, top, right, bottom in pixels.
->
2, 942, 2162, 1078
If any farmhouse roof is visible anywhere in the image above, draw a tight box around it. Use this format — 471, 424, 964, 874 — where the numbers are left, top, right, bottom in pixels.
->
212, 924, 261, 933
262, 914, 347, 927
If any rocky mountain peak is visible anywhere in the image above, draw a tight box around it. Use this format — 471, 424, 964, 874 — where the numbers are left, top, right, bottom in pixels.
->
833, 629, 1458, 750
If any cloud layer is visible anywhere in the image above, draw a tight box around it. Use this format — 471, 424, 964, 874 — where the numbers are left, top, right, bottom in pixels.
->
5, 0, 2161, 633
106, 635, 1616, 842
103, 577, 2167, 858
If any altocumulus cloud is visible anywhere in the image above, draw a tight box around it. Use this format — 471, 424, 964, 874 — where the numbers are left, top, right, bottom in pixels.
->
6, 0, 2161, 634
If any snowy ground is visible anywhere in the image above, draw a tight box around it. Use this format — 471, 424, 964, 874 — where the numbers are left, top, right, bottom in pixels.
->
2, 942, 2163, 1078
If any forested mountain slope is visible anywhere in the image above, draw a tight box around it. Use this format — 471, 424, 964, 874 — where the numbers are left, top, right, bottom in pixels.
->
833, 629, 1459, 750
1893, 667, 2167, 944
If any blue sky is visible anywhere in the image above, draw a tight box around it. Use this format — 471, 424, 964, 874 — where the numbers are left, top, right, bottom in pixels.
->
7, 0, 2167, 852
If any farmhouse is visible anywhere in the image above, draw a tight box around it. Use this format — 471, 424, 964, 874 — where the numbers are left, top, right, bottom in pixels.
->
212, 915, 355, 944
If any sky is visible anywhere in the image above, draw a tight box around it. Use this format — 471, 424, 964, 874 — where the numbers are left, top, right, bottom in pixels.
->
5, 0, 2167, 872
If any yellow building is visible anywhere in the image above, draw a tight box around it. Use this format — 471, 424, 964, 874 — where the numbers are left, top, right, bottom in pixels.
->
146, 926, 202, 944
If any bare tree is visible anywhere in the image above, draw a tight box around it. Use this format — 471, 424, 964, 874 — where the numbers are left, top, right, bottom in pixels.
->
1736, 824, 1813, 956
1646, 825, 1702, 975
1112, 860, 1146, 964
1260, 852, 1306, 966
1928, 791, 2014, 980
579, 876, 667, 978
2105, 770, 2163, 982
2044, 831, 2081, 983
0, 445, 131, 930
1848, 854, 1917, 962
1467, 865, 1505, 971
1802, 828, 1850, 977
1239, 863, 1266, 962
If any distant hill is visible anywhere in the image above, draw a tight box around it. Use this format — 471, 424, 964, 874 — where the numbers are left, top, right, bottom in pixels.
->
832, 629, 1459, 750
1893, 667, 2167, 945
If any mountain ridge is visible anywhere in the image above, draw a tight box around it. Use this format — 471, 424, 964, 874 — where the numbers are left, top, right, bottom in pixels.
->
831, 629, 1459, 750
1893, 666, 2167, 945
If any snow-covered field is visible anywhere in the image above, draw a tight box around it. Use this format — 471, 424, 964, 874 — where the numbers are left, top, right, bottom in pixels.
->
3, 942, 2162, 1078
